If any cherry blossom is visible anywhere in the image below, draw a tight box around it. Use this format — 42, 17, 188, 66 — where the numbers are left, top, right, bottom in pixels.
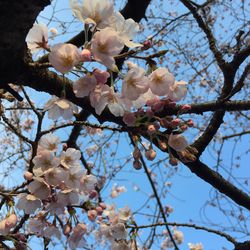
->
93, 68, 110, 84
91, 28, 124, 70
168, 133, 188, 152
149, 67, 175, 96
68, 223, 87, 249
73, 74, 97, 98
44, 96, 78, 120
16, 194, 42, 214
26, 23, 48, 53
48, 43, 80, 74
108, 11, 141, 48
122, 63, 149, 100
32, 149, 60, 174
38, 133, 60, 152
168, 81, 188, 102
69, 0, 114, 29
28, 177, 51, 200
188, 243, 203, 250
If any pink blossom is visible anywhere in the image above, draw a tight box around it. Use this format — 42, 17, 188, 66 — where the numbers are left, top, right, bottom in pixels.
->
44, 96, 78, 120
168, 80, 187, 102
122, 64, 149, 100
70, 0, 114, 29
73, 74, 97, 98
93, 69, 110, 84
28, 177, 51, 200
68, 223, 87, 249
149, 67, 175, 96
16, 194, 42, 214
26, 23, 48, 53
38, 133, 60, 152
168, 133, 188, 151
91, 28, 124, 70
49, 43, 80, 73
79, 49, 91, 62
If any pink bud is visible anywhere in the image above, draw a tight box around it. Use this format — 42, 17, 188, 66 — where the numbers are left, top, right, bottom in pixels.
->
171, 118, 181, 127
88, 210, 97, 222
24, 171, 33, 181
141, 40, 152, 50
63, 223, 72, 236
89, 190, 98, 199
133, 160, 142, 170
152, 101, 164, 112
147, 124, 157, 135
187, 119, 194, 127
133, 147, 141, 160
169, 157, 178, 166
93, 69, 110, 84
180, 125, 188, 131
5, 214, 17, 228
145, 148, 157, 161
181, 104, 191, 111
95, 206, 103, 215
99, 203, 106, 210
159, 141, 167, 151
80, 49, 91, 62
145, 107, 154, 118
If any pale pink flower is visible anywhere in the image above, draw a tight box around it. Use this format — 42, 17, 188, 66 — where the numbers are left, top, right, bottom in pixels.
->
60, 148, 81, 169
111, 241, 130, 250
43, 225, 61, 239
118, 206, 132, 222
168, 81, 187, 102
28, 177, 51, 200
45, 167, 69, 186
168, 133, 188, 151
88, 209, 97, 221
57, 189, 79, 206
49, 43, 80, 73
49, 27, 58, 38
188, 243, 203, 250
122, 64, 148, 100
32, 149, 60, 174
16, 194, 42, 214
131, 89, 158, 110
26, 23, 48, 53
111, 184, 127, 198
70, 0, 114, 29
110, 223, 127, 240
91, 85, 125, 116
108, 12, 141, 48
73, 74, 97, 98
173, 230, 184, 244
38, 133, 60, 152
24, 171, 33, 181
91, 28, 124, 70
80, 174, 97, 191
28, 218, 47, 235
93, 69, 110, 84
68, 223, 87, 249
44, 96, 78, 120
149, 68, 175, 96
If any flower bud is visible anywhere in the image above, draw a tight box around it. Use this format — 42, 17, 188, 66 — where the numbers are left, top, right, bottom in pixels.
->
5, 214, 17, 228
133, 160, 142, 170
80, 49, 91, 62
133, 147, 141, 160
63, 223, 71, 236
145, 148, 157, 161
88, 210, 97, 222
24, 171, 33, 181
147, 124, 157, 135
95, 206, 103, 215
187, 119, 194, 127
89, 190, 98, 199
181, 104, 191, 111
99, 203, 106, 210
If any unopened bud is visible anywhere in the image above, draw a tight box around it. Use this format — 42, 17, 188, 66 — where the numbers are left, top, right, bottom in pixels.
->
145, 148, 157, 161
181, 104, 191, 111
95, 206, 103, 215
133, 147, 141, 160
133, 160, 142, 170
88, 210, 97, 222
24, 171, 33, 181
